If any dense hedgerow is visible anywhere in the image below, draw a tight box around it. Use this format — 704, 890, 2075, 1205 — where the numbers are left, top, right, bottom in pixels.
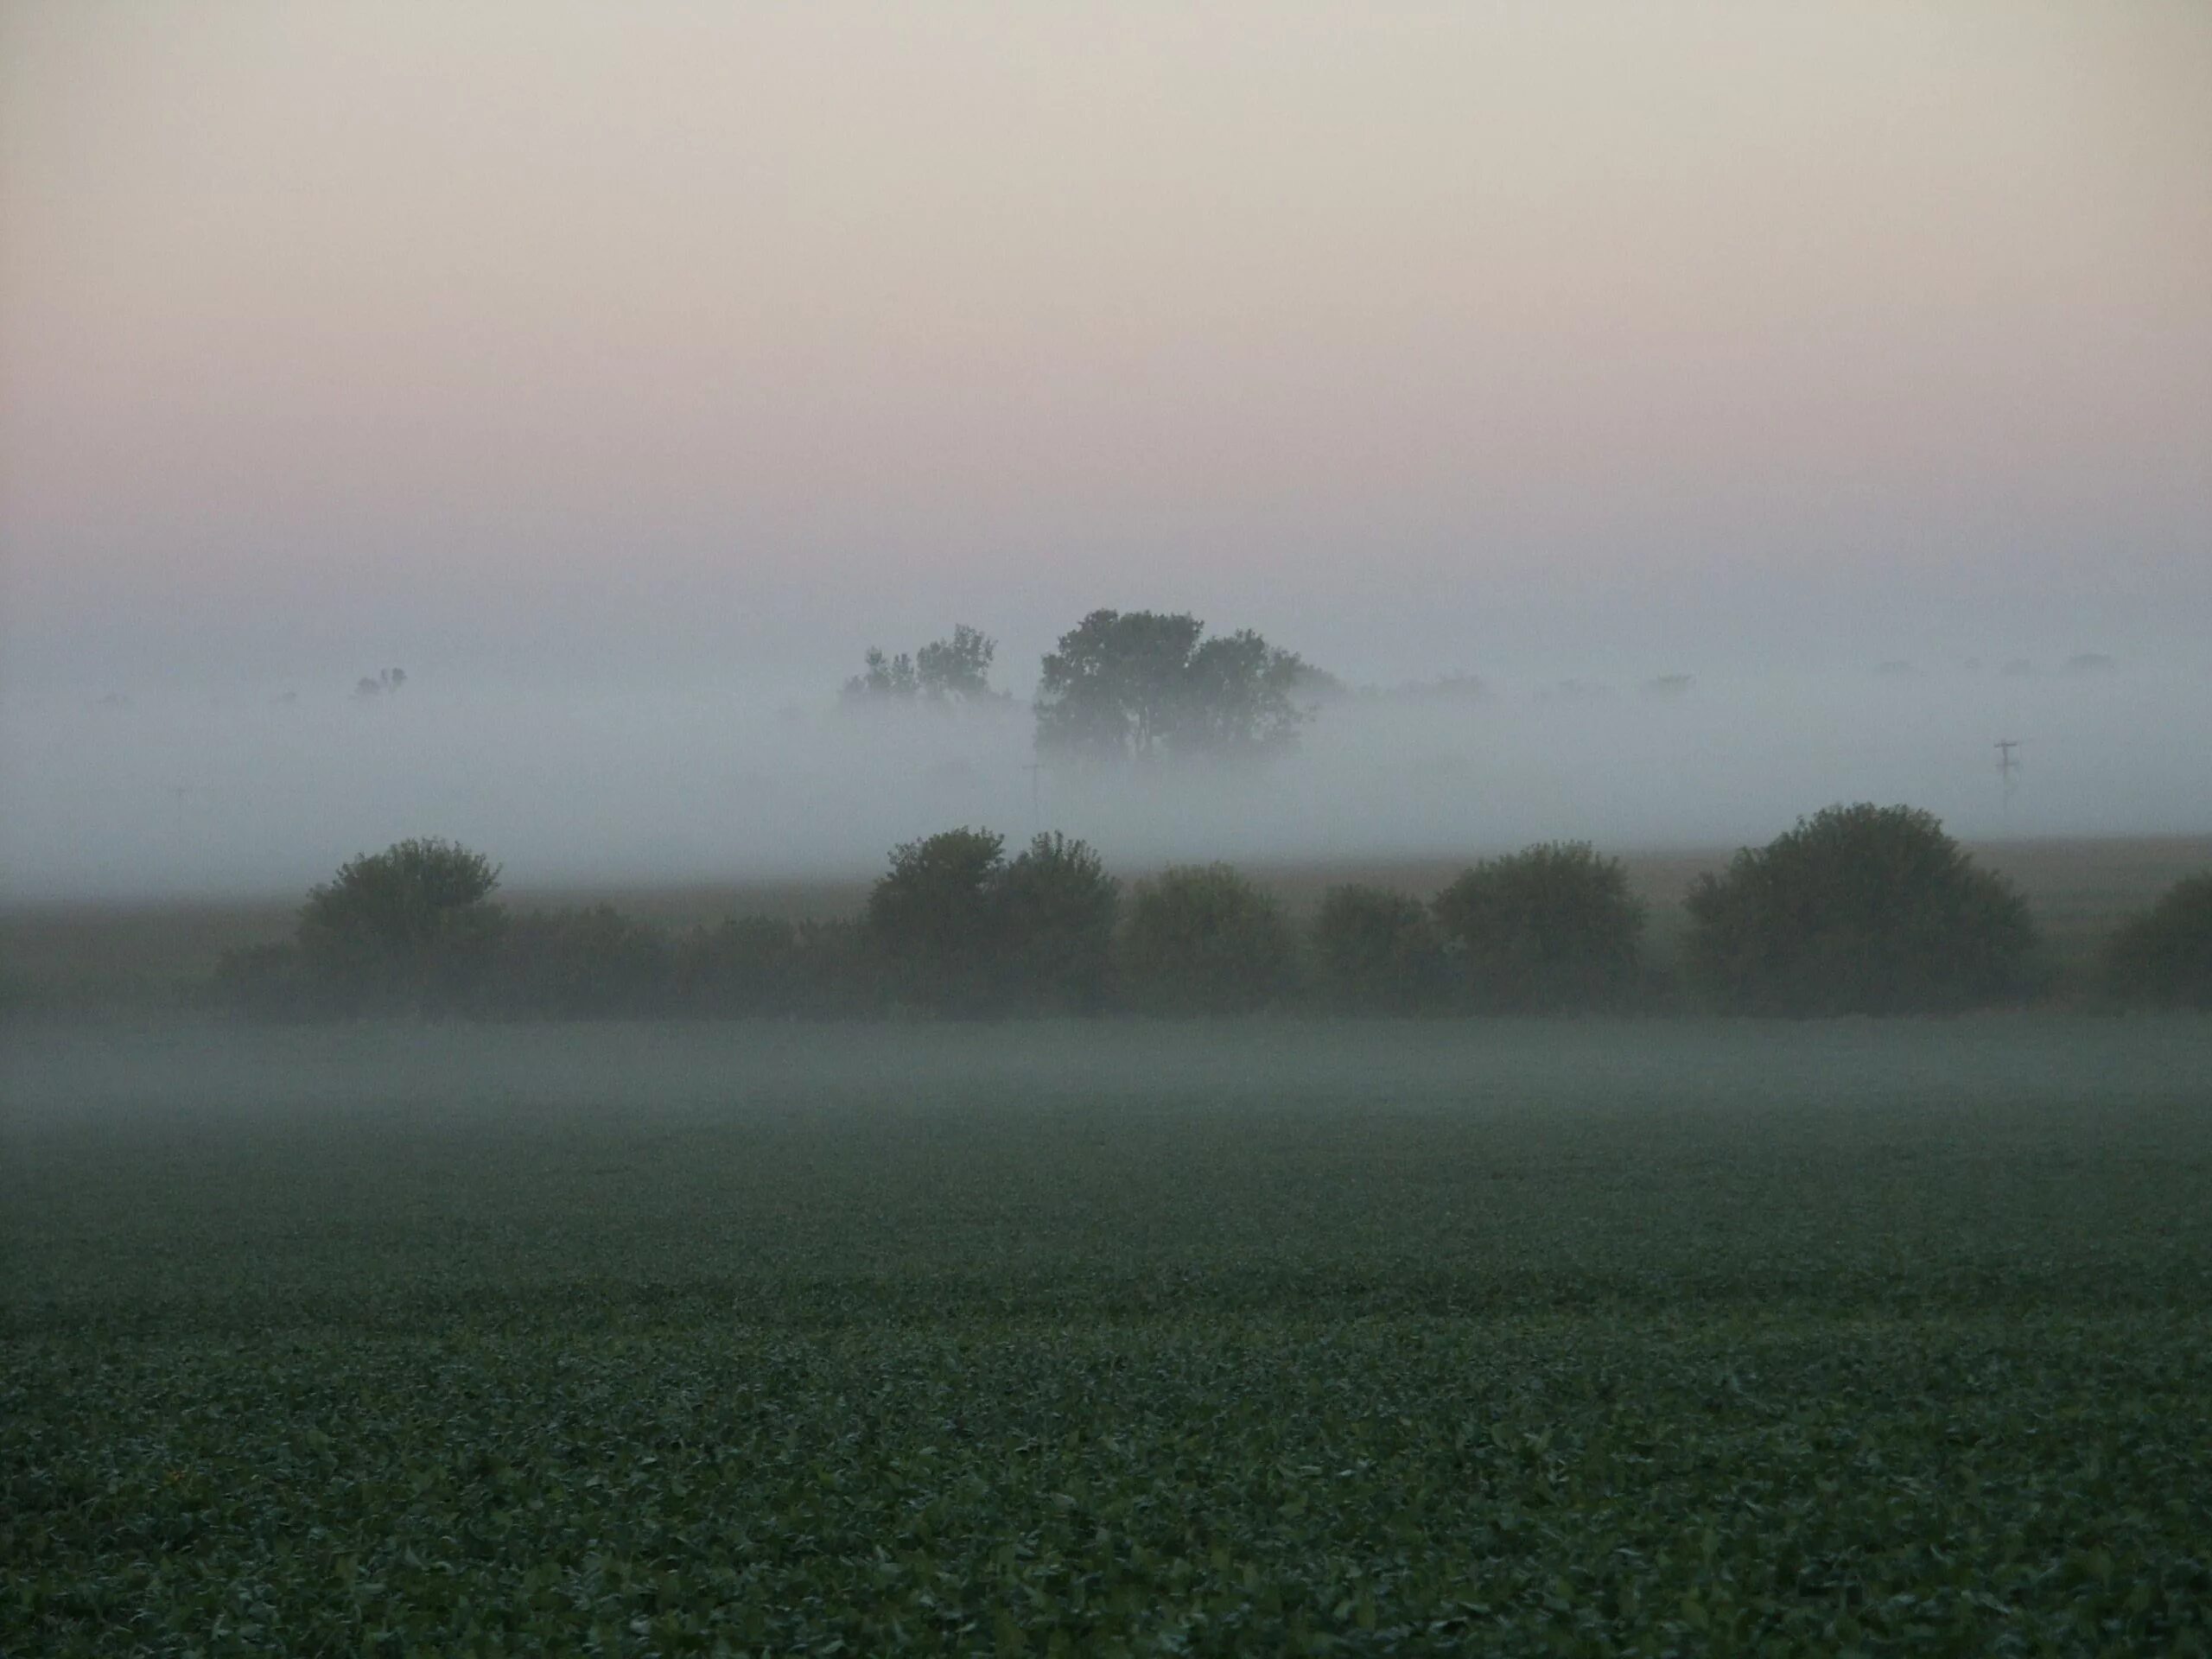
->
1685, 804, 2037, 1015
1430, 843, 1647, 1012
2104, 871, 2212, 1009
295, 838, 508, 1015
1121, 864, 1300, 1015
866, 828, 1009, 1014
201, 811, 2203, 1024
1310, 885, 1446, 1014
863, 829, 1120, 1015
485, 905, 673, 1019
995, 832, 1122, 1013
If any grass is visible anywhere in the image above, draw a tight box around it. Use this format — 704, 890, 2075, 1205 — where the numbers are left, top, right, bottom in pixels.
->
5, 835, 2208, 1012
5, 1016, 2211, 1654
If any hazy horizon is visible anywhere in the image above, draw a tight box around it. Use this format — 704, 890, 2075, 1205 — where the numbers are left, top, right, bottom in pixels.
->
3, 2, 2207, 897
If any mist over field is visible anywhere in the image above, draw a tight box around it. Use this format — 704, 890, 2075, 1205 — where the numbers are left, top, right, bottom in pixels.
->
3, 644, 2206, 900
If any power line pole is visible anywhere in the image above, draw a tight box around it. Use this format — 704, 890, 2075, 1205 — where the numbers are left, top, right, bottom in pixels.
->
1993, 739, 2022, 811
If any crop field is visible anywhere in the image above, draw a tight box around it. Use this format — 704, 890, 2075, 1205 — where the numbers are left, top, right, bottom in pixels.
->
4, 1016, 2210, 1655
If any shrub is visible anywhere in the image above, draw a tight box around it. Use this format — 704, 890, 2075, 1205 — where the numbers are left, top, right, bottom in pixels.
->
212, 940, 316, 1020
866, 828, 1007, 1014
487, 905, 672, 1018
1684, 804, 2036, 1015
997, 833, 1121, 1013
1121, 864, 1298, 1015
784, 918, 885, 1018
675, 914, 802, 1016
296, 837, 506, 1015
1311, 885, 1446, 1014
2104, 872, 2212, 1009
1431, 843, 1645, 1012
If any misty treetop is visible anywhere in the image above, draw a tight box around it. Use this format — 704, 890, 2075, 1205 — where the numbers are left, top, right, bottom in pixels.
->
1033, 609, 1316, 767
1684, 803, 2038, 1016
842, 624, 1008, 709
212, 803, 2212, 1025
1432, 842, 1649, 1014
293, 836, 506, 1015
2103, 870, 2212, 1010
865, 828, 1122, 1015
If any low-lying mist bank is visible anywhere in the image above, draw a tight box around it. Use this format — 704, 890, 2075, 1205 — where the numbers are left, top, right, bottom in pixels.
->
10, 1014, 2209, 1128
4, 658, 2207, 902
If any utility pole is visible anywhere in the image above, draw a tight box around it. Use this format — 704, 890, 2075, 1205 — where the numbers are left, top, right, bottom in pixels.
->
1993, 739, 2022, 810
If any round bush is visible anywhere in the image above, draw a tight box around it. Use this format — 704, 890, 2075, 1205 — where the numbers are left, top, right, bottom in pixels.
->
296, 837, 506, 1015
1684, 804, 2036, 1015
2104, 872, 2212, 1009
996, 832, 1121, 1013
1311, 885, 1446, 1014
1431, 843, 1645, 1012
1121, 864, 1298, 1015
866, 828, 1007, 1014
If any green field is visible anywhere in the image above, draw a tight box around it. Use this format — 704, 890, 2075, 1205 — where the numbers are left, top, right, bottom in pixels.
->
5, 1017, 2210, 1655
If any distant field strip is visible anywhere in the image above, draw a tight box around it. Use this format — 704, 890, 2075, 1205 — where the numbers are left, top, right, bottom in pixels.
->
5, 1019, 2210, 1654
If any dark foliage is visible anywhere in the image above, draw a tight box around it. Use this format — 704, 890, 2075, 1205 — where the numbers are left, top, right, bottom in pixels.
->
295, 838, 506, 1015
675, 916, 885, 1019
209, 940, 318, 1020
1684, 804, 2037, 1015
996, 833, 1121, 1013
2104, 871, 2212, 1009
1121, 864, 1299, 1015
1310, 885, 1447, 1014
866, 828, 1009, 1014
674, 914, 800, 1016
486, 906, 672, 1019
1432, 843, 1646, 1012
1033, 610, 1311, 766
843, 625, 1005, 708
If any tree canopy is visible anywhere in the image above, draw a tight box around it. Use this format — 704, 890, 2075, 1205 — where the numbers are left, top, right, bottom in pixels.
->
1033, 610, 1312, 766
296, 837, 506, 1014
1684, 804, 2036, 1014
843, 625, 1004, 708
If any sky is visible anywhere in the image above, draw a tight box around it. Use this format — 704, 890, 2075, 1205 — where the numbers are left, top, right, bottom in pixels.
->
2, 1, 2209, 893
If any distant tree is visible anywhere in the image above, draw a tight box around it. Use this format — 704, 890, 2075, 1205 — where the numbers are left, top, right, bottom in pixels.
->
1683, 804, 2037, 1015
1033, 609, 1313, 766
997, 832, 1121, 1012
844, 647, 920, 702
354, 668, 407, 699
844, 625, 1004, 708
1432, 843, 1646, 1012
296, 837, 505, 1014
916, 625, 1001, 702
2104, 872, 2212, 1009
1311, 885, 1447, 1014
866, 828, 1008, 1014
1120, 863, 1299, 1014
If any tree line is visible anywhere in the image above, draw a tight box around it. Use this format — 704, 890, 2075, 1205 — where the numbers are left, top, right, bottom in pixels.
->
214, 806, 2212, 1021
842, 611, 1332, 767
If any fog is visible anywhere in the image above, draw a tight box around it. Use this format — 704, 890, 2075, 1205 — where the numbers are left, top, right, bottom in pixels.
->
4, 643, 2206, 901
4, 1, 2207, 901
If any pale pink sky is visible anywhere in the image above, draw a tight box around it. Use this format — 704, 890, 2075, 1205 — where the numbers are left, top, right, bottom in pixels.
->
3, 0, 2208, 690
